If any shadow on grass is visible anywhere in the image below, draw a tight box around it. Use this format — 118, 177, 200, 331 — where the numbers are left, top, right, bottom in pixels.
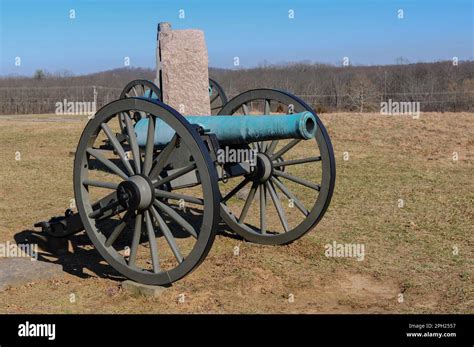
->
13, 212, 243, 282
14, 229, 124, 282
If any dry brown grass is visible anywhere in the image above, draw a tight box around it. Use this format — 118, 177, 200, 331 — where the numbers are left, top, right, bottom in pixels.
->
0, 112, 472, 313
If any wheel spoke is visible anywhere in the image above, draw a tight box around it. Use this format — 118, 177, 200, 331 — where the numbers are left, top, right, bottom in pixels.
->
266, 181, 289, 232
266, 140, 279, 156
274, 169, 321, 191
150, 206, 184, 263
238, 182, 258, 224
128, 213, 142, 266
242, 103, 249, 115
259, 184, 267, 234
149, 135, 178, 180
144, 210, 160, 273
210, 93, 220, 104
222, 178, 250, 202
154, 189, 203, 205
86, 148, 128, 180
271, 139, 301, 160
264, 99, 271, 115
250, 142, 258, 152
82, 179, 118, 190
272, 177, 309, 216
143, 115, 156, 175
273, 156, 322, 168
105, 210, 133, 247
153, 163, 197, 188
153, 200, 198, 238
101, 123, 135, 176
133, 85, 142, 97
123, 112, 141, 174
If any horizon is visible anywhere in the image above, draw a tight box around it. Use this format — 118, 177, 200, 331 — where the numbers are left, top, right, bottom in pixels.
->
1, 0, 473, 76
1, 59, 474, 79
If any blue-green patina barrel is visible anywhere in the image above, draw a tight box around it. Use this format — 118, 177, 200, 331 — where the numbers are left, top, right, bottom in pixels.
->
134, 112, 317, 146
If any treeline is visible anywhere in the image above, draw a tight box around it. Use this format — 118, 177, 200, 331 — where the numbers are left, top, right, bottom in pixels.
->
0, 67, 154, 88
0, 68, 154, 114
210, 61, 474, 113
0, 61, 472, 114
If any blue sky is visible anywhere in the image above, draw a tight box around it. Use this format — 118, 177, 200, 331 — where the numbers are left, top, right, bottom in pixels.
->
0, 0, 472, 75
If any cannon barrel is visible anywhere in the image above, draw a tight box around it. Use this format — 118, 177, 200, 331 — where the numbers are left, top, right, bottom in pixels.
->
135, 112, 317, 146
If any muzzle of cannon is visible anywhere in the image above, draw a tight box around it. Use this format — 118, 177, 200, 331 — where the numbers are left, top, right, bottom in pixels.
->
134, 112, 317, 146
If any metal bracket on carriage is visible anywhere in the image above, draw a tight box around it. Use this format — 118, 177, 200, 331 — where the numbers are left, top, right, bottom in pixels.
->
197, 129, 219, 161
191, 124, 252, 178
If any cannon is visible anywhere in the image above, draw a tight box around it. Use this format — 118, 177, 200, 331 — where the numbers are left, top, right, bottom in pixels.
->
37, 87, 335, 286
134, 112, 317, 146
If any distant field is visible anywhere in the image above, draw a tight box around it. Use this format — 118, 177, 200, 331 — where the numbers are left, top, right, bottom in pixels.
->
0, 112, 472, 313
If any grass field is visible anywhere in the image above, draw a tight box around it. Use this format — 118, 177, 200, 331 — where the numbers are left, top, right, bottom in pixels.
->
0, 112, 472, 313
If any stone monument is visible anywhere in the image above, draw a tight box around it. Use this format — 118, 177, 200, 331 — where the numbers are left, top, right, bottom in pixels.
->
156, 22, 211, 115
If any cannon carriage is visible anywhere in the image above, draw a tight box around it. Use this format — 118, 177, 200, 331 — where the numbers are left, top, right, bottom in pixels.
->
37, 80, 335, 286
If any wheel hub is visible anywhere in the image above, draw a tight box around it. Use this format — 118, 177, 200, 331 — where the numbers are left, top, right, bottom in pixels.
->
253, 152, 273, 183
117, 175, 155, 211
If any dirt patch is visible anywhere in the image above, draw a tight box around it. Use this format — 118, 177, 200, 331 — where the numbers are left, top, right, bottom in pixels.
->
321, 271, 399, 312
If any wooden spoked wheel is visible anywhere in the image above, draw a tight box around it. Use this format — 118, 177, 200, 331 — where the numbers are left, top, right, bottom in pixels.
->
74, 98, 219, 285
218, 89, 335, 245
